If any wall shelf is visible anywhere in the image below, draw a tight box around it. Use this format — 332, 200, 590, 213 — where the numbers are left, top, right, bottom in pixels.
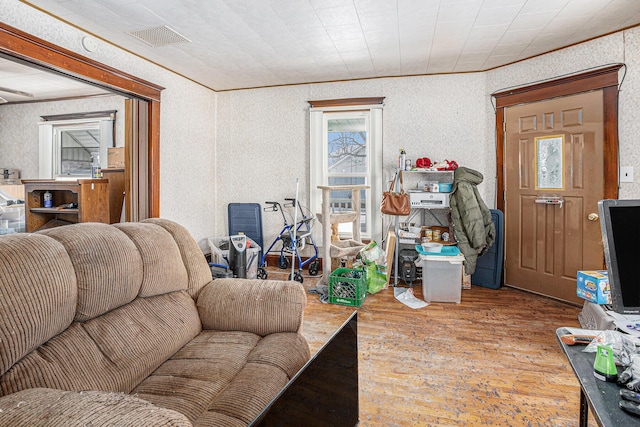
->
23, 179, 110, 232
29, 207, 79, 214
392, 169, 455, 286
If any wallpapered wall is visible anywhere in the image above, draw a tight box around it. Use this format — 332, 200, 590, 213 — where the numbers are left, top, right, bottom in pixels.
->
217, 28, 640, 248
216, 73, 488, 245
2, 0, 217, 243
0, 95, 126, 179
486, 28, 640, 201
3, 0, 640, 248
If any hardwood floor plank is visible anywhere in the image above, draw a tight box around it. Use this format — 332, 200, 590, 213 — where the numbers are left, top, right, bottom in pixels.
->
294, 272, 584, 426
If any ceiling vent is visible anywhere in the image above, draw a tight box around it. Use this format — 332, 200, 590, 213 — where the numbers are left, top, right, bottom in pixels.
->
126, 25, 191, 47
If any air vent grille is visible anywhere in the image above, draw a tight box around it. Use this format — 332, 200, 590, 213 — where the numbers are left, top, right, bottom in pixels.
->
126, 25, 191, 47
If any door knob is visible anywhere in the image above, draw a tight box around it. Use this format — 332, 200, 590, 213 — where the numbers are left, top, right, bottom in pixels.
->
588, 213, 599, 221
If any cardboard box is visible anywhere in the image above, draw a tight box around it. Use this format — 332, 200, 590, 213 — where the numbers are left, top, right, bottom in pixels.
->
107, 147, 125, 168
576, 270, 610, 305
0, 168, 20, 184
462, 273, 471, 290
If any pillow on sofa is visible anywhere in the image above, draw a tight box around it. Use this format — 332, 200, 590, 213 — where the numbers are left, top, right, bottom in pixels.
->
40, 223, 143, 322
0, 233, 77, 377
115, 222, 189, 297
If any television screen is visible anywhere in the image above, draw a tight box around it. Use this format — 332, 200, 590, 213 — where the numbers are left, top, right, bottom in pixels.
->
599, 199, 640, 315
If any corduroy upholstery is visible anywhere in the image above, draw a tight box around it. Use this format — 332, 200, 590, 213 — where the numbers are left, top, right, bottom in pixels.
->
0, 219, 310, 426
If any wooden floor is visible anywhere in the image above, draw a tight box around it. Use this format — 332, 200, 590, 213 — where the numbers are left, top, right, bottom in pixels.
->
266, 268, 586, 426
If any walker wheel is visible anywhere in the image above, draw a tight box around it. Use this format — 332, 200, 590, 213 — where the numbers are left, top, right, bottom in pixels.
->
257, 268, 268, 280
278, 256, 290, 270
289, 271, 304, 283
308, 260, 320, 276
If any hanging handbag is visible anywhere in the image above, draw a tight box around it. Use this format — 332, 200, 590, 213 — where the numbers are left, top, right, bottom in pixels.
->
380, 171, 411, 215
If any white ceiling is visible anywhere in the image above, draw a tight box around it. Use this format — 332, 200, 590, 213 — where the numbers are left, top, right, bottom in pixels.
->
14, 0, 640, 92
0, 57, 112, 104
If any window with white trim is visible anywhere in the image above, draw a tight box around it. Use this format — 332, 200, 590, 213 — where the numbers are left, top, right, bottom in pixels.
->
309, 100, 383, 244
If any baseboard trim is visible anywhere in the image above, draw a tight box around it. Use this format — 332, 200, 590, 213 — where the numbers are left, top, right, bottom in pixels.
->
264, 253, 324, 270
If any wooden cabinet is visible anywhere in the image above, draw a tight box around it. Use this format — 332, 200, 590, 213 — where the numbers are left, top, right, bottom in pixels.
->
102, 168, 125, 223
23, 179, 110, 232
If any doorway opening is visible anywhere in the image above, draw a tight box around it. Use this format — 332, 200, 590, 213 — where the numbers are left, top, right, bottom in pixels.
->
0, 22, 164, 220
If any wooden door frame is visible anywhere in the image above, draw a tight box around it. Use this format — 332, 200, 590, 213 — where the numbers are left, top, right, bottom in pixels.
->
0, 22, 164, 218
492, 65, 623, 213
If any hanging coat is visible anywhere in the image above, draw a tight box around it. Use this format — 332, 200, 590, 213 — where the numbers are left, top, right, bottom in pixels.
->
450, 167, 495, 275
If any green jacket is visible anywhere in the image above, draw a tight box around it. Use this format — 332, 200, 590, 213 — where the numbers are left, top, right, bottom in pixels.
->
450, 167, 495, 275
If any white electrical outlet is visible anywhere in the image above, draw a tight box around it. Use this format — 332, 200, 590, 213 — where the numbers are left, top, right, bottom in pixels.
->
620, 166, 634, 183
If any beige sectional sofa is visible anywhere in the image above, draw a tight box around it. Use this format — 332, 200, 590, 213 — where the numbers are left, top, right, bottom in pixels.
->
0, 219, 310, 426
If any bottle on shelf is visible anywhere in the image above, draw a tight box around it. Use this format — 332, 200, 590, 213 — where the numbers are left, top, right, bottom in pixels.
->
91, 154, 102, 179
399, 148, 406, 170
43, 191, 52, 208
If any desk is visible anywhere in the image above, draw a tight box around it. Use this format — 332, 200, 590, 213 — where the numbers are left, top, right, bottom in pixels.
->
556, 327, 638, 426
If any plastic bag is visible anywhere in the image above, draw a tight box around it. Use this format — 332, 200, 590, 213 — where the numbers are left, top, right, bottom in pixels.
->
365, 262, 386, 294
360, 241, 386, 265
584, 330, 637, 367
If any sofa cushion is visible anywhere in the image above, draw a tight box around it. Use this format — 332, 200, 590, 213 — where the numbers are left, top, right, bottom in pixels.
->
134, 330, 260, 422
134, 329, 308, 425
205, 362, 289, 425
246, 332, 310, 378
114, 222, 189, 297
0, 291, 201, 396
143, 218, 212, 299
0, 233, 77, 378
39, 223, 143, 322
193, 411, 247, 427
83, 291, 201, 370
1, 322, 118, 396
0, 388, 192, 427
197, 279, 307, 336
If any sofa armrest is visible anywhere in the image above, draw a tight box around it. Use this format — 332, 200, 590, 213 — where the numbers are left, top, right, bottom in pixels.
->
197, 278, 306, 336
0, 388, 192, 427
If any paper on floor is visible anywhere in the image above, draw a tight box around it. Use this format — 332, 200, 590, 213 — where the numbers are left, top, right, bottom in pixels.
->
394, 287, 428, 309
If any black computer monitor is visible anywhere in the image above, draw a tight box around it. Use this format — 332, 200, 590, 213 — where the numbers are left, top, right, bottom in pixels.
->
598, 199, 640, 315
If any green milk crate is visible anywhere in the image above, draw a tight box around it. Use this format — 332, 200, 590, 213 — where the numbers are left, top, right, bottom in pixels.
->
329, 267, 367, 307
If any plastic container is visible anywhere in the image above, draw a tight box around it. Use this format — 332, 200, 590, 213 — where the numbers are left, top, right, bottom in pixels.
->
408, 226, 421, 235
208, 262, 233, 279
421, 242, 443, 253
329, 267, 367, 307
438, 183, 453, 192
207, 236, 261, 279
420, 253, 464, 303
0, 206, 25, 233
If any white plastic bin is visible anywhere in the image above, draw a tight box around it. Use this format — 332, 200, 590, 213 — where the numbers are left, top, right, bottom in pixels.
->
0, 205, 25, 233
419, 254, 465, 303
207, 236, 261, 279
